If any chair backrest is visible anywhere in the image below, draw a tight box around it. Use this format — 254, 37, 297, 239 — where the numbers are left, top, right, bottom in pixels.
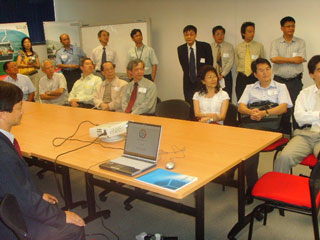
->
155, 99, 190, 120
224, 103, 239, 127
0, 194, 28, 240
309, 157, 320, 214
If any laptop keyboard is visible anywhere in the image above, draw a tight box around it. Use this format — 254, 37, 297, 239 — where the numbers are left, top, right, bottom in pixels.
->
112, 156, 153, 169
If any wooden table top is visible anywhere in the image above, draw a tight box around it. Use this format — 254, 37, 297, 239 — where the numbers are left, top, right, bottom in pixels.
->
13, 102, 281, 199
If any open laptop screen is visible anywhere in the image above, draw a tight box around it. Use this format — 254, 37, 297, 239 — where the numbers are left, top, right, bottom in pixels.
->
124, 121, 162, 161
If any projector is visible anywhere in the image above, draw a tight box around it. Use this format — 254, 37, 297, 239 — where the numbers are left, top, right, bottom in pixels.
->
89, 121, 128, 142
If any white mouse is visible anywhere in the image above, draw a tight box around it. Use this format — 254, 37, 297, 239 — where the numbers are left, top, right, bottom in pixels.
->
165, 161, 175, 170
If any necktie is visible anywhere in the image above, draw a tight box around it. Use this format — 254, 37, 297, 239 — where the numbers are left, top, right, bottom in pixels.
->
102, 82, 112, 104
101, 47, 107, 70
14, 138, 23, 158
244, 44, 252, 76
216, 44, 222, 75
189, 47, 196, 83
125, 83, 138, 113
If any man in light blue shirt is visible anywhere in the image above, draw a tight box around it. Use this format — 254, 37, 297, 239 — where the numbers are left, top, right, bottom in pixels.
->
3, 61, 35, 101
56, 34, 86, 92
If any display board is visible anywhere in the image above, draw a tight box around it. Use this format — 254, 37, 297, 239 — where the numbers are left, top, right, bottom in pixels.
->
81, 20, 150, 73
0, 22, 29, 76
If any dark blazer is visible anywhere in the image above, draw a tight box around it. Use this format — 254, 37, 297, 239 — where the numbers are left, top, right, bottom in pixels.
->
0, 132, 65, 239
177, 40, 213, 102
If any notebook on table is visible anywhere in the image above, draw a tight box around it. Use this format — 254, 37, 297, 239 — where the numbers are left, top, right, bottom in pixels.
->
99, 121, 162, 176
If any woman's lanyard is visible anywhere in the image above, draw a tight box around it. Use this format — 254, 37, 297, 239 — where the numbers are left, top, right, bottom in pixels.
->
135, 45, 144, 59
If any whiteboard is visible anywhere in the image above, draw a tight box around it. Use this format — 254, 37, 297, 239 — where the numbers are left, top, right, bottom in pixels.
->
81, 20, 150, 73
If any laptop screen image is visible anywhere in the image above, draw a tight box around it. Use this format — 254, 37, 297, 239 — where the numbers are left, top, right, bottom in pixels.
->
124, 121, 162, 161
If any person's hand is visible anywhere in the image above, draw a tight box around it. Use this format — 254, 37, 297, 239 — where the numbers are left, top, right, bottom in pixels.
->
42, 193, 59, 204
70, 99, 79, 107
100, 103, 109, 111
199, 117, 210, 123
65, 211, 86, 227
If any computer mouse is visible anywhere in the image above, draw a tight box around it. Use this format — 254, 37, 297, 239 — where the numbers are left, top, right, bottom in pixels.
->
165, 161, 175, 170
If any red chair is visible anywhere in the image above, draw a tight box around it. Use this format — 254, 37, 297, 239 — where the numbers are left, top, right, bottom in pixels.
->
262, 137, 289, 162
247, 160, 320, 240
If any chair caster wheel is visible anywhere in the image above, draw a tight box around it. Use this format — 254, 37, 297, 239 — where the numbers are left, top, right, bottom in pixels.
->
124, 204, 133, 211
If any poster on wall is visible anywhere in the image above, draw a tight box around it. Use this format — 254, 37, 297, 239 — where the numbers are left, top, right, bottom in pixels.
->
0, 22, 29, 76
43, 21, 81, 64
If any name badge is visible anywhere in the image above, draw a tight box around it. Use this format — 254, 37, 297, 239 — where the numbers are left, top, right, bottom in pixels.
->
251, 55, 258, 60
114, 87, 120, 91
267, 89, 278, 95
222, 53, 229, 58
22, 86, 28, 92
292, 52, 298, 57
61, 54, 68, 60
200, 58, 206, 63
138, 87, 147, 93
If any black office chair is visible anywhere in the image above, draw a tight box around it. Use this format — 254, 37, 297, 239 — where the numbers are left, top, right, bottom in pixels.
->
223, 103, 239, 127
155, 99, 191, 120
0, 194, 28, 240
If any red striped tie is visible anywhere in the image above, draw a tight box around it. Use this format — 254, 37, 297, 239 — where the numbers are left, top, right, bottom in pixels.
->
125, 83, 138, 113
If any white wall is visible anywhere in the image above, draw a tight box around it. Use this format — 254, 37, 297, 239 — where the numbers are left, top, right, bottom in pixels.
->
54, 0, 320, 102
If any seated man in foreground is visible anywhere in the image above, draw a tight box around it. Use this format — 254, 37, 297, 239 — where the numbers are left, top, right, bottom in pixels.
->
0, 81, 85, 240
68, 58, 102, 108
274, 55, 320, 173
39, 60, 69, 105
122, 59, 157, 114
93, 61, 127, 111
238, 58, 292, 203
3, 61, 35, 102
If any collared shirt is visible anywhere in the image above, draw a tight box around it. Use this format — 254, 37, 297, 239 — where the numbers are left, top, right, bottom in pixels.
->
211, 41, 234, 77
4, 74, 35, 101
238, 80, 293, 107
235, 40, 264, 73
294, 84, 320, 128
193, 89, 230, 124
121, 77, 157, 115
0, 129, 14, 144
93, 76, 128, 111
68, 74, 102, 105
127, 45, 159, 75
39, 73, 69, 105
91, 44, 117, 70
56, 44, 86, 70
270, 36, 307, 78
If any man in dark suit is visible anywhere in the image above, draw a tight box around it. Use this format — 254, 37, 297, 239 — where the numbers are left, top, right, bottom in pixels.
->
0, 81, 85, 240
177, 25, 213, 110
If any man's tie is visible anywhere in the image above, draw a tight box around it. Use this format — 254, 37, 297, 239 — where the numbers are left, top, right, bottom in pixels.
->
216, 44, 222, 75
101, 47, 107, 70
125, 83, 138, 113
14, 138, 23, 158
244, 44, 252, 76
102, 82, 112, 104
189, 47, 197, 83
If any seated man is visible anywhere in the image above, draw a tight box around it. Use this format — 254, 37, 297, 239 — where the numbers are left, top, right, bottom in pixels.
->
238, 58, 292, 203
68, 58, 102, 108
122, 59, 157, 114
275, 55, 320, 173
39, 60, 69, 105
3, 61, 35, 102
0, 81, 85, 240
93, 61, 127, 111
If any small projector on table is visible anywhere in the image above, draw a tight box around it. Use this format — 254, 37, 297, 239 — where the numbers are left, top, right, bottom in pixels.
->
89, 121, 128, 142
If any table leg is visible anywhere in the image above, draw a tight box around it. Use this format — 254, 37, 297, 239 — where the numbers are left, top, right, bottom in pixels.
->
195, 187, 205, 240
83, 173, 110, 223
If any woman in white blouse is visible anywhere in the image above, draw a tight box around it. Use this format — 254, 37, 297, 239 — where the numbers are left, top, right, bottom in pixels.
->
193, 65, 229, 124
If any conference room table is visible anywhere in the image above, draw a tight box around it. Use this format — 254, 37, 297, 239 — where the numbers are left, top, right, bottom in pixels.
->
13, 102, 282, 239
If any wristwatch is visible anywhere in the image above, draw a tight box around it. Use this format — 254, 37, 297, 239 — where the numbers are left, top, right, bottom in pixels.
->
265, 110, 269, 117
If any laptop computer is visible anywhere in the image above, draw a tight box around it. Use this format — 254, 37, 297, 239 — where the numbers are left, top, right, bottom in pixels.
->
99, 121, 162, 176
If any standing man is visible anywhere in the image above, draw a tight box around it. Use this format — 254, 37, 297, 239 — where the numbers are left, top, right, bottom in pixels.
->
270, 16, 306, 133
127, 29, 158, 81
39, 60, 69, 105
91, 30, 117, 76
94, 61, 127, 111
3, 61, 35, 102
235, 22, 264, 100
68, 58, 102, 108
211, 25, 234, 100
122, 59, 157, 115
56, 34, 86, 92
274, 55, 320, 174
0, 81, 85, 239
178, 25, 213, 109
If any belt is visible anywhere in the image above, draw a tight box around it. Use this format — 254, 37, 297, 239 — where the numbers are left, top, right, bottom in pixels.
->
301, 124, 312, 129
62, 68, 80, 72
274, 73, 302, 82
28, 71, 38, 76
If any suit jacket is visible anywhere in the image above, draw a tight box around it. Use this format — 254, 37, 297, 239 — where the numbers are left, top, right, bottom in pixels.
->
177, 40, 213, 89
0, 132, 66, 239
